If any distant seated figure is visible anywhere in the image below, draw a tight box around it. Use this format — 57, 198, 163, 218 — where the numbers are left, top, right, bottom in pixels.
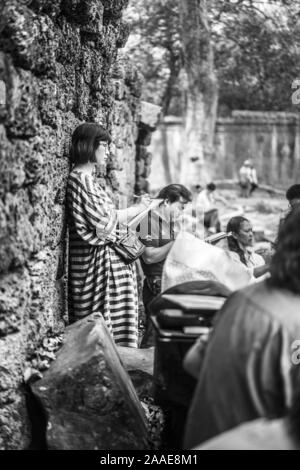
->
226, 216, 269, 279
196, 182, 228, 235
238, 160, 252, 197
278, 183, 300, 234
249, 161, 258, 195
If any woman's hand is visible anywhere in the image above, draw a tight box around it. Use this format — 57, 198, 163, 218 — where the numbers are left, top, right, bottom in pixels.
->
138, 194, 152, 209
117, 194, 153, 224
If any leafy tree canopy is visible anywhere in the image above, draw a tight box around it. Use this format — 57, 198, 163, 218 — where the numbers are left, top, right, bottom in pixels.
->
124, 0, 300, 115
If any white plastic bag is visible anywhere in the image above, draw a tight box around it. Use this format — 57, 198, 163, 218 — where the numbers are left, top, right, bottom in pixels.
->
161, 231, 252, 292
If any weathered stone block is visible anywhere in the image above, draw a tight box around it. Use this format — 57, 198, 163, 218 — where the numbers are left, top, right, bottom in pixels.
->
116, 22, 130, 48
140, 101, 161, 130
136, 145, 148, 161
110, 59, 126, 79
117, 346, 154, 399
31, 316, 149, 450
102, 0, 129, 20
56, 20, 81, 66
5, 65, 41, 138
136, 127, 152, 146
0, 332, 31, 450
0, 190, 40, 272
136, 159, 145, 177
0, 2, 57, 75
125, 68, 143, 98
62, 0, 104, 33
0, 269, 31, 337
135, 177, 148, 192
112, 78, 125, 100
144, 151, 153, 166
0, 392, 30, 450
142, 162, 152, 179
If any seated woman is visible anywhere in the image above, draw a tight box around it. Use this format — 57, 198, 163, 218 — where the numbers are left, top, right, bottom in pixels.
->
67, 122, 151, 348
226, 216, 269, 279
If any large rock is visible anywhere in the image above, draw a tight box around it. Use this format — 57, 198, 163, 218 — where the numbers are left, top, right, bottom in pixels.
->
31, 315, 149, 450
117, 346, 154, 399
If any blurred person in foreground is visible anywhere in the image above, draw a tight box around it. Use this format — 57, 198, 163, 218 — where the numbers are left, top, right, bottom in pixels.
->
286, 183, 300, 210
274, 184, 300, 239
194, 386, 300, 450
183, 206, 300, 448
278, 184, 300, 234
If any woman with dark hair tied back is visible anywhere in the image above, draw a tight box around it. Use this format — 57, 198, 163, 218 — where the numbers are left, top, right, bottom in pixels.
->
67, 123, 151, 347
226, 215, 269, 279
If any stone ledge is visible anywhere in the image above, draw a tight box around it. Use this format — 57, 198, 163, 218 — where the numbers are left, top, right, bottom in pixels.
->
140, 101, 161, 130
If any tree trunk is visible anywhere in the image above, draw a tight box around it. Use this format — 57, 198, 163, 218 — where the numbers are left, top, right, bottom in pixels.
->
179, 0, 218, 187
160, 52, 182, 184
161, 125, 172, 185
161, 51, 182, 116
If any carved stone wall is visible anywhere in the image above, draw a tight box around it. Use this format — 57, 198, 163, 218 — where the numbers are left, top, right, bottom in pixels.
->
149, 111, 300, 190
0, 0, 146, 449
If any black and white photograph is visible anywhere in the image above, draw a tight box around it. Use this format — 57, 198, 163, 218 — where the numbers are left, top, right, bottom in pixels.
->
1, 0, 300, 455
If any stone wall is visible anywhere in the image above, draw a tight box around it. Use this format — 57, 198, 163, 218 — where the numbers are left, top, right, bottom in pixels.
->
215, 111, 300, 187
135, 101, 161, 194
0, 0, 145, 450
148, 111, 300, 191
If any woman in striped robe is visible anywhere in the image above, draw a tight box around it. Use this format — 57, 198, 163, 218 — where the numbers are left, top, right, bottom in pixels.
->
67, 123, 151, 347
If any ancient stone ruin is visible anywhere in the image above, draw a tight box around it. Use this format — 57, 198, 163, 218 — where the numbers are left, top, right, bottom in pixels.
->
150, 112, 300, 191
0, 0, 159, 449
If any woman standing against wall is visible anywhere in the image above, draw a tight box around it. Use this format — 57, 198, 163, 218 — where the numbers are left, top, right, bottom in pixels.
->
67, 123, 151, 347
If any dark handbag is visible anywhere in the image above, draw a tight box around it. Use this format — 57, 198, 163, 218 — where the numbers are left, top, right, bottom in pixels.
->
111, 201, 161, 264
112, 228, 145, 264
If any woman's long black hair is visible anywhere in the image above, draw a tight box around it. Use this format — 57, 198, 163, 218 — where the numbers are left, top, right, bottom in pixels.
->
226, 216, 250, 266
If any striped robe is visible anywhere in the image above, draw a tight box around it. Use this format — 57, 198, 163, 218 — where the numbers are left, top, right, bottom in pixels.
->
67, 170, 138, 347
